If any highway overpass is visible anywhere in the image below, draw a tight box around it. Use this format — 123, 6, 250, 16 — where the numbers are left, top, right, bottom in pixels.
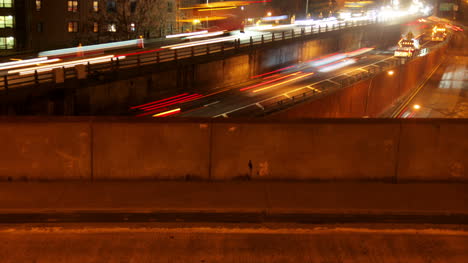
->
0, 15, 424, 115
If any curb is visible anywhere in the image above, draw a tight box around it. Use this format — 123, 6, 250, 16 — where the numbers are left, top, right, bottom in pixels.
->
1, 211, 467, 224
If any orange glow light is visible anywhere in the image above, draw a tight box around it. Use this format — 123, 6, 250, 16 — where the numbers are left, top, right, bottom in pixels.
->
153, 108, 181, 117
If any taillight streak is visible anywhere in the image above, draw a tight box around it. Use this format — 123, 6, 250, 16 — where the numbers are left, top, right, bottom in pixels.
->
142, 94, 203, 111
250, 65, 295, 79
241, 72, 301, 91
131, 93, 189, 109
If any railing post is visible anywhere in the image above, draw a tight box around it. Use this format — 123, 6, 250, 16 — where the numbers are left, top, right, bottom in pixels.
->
250, 36, 253, 47
291, 29, 295, 38
191, 46, 195, 57
137, 55, 141, 67
261, 34, 264, 44
301, 28, 305, 36
272, 32, 275, 41
116, 57, 120, 69
237, 38, 241, 48
206, 44, 210, 54
174, 49, 178, 60
221, 42, 225, 53
311, 25, 313, 33
333, 24, 335, 30
156, 52, 160, 63
34, 70, 39, 85
282, 31, 285, 40
318, 25, 321, 33
326, 25, 328, 31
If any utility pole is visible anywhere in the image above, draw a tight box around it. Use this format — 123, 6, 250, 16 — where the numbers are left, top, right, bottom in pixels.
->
306, 0, 309, 17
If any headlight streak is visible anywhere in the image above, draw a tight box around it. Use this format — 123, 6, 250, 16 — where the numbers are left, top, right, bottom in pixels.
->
252, 72, 315, 93
9, 55, 124, 75
166, 31, 209, 38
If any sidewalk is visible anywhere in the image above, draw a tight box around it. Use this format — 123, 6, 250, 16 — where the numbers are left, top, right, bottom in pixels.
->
0, 182, 466, 224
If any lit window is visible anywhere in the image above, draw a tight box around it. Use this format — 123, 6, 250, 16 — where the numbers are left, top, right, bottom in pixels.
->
130, 23, 135, 32
0, 16, 13, 28
93, 22, 98, 32
0, 0, 12, 8
36, 0, 41, 11
68, 0, 78, 12
107, 23, 116, 32
93, 0, 98, 12
0, 36, 14, 49
68, 21, 78, 32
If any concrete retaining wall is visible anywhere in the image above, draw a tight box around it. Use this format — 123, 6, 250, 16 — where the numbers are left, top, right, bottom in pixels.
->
273, 45, 447, 118
0, 119, 466, 182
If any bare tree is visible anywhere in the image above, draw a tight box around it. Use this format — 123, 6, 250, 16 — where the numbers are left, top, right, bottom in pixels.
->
80, 0, 175, 44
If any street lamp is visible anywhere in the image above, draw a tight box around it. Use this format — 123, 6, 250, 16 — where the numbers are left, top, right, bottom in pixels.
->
387, 70, 394, 76
306, 0, 309, 17
413, 104, 421, 110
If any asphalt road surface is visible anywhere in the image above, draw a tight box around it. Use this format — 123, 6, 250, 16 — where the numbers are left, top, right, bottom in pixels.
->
398, 47, 467, 118
0, 224, 466, 262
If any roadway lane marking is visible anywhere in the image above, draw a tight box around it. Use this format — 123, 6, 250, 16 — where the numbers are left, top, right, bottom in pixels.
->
283, 94, 291, 98
326, 79, 341, 86
256, 103, 265, 110
204, 101, 220, 107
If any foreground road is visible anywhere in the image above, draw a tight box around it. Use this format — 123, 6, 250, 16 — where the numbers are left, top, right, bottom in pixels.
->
0, 224, 467, 262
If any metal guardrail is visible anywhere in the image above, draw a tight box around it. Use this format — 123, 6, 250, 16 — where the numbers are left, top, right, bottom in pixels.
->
0, 16, 420, 92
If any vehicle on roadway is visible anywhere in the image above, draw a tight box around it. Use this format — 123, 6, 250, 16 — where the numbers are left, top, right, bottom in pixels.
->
431, 24, 447, 41
394, 32, 420, 58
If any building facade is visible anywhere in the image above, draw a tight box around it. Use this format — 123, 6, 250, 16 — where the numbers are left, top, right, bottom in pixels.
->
0, 0, 28, 55
27, 0, 178, 52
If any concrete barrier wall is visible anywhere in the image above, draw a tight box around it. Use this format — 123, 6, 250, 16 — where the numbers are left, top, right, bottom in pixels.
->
92, 120, 211, 180
0, 120, 91, 180
210, 121, 400, 180
398, 120, 468, 181
0, 119, 466, 182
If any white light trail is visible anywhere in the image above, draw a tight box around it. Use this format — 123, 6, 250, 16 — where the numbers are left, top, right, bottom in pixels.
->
166, 30, 208, 38
38, 39, 139, 57
161, 36, 237, 50
0, 57, 60, 71
185, 31, 225, 39
319, 59, 356, 72
8, 55, 125, 75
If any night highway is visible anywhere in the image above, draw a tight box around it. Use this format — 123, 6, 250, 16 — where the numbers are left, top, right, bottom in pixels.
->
1, 0, 467, 262
129, 39, 441, 118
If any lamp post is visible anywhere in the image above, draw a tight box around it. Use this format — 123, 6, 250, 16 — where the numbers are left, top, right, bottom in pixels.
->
306, 0, 309, 17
